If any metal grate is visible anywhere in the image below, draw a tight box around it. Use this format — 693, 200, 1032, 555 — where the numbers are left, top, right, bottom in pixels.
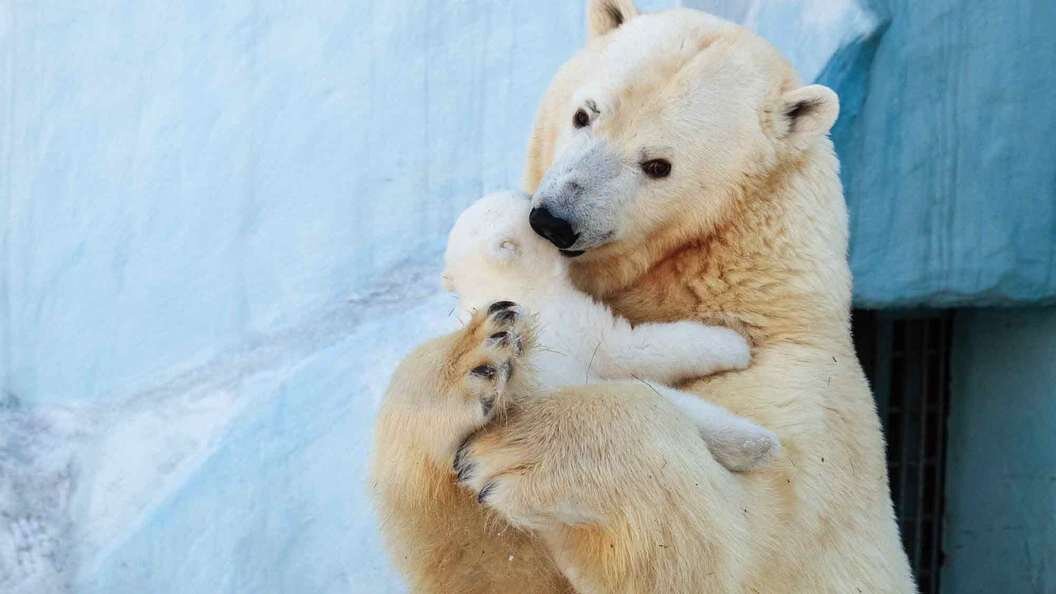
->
851, 310, 953, 594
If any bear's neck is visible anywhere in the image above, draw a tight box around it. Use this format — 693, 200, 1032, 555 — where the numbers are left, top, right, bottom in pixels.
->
569, 144, 852, 349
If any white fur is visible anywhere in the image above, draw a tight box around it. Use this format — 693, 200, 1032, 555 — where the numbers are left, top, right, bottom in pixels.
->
444, 191, 778, 471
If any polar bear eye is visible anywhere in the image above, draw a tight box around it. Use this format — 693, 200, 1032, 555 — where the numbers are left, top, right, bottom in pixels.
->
641, 159, 672, 179
573, 108, 590, 128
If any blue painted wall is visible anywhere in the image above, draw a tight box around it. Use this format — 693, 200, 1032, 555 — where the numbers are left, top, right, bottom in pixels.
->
828, 0, 1056, 307
944, 307, 1056, 593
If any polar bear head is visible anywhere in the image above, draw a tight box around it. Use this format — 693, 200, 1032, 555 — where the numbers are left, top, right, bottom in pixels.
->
443, 191, 568, 308
524, 0, 839, 259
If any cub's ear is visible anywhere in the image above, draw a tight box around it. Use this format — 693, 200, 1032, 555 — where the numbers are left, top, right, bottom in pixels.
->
587, 0, 638, 40
775, 85, 840, 146
488, 238, 520, 263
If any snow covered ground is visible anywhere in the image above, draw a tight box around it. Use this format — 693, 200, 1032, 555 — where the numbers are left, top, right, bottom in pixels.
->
0, 1, 875, 592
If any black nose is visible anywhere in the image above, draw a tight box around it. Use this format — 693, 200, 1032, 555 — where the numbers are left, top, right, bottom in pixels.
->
529, 206, 578, 249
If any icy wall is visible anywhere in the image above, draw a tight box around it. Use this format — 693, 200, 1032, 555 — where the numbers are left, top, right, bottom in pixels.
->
0, 2, 577, 591
0, 1, 615, 592
5, 0, 1042, 592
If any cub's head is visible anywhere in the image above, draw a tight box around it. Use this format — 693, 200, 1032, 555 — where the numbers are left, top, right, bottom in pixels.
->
444, 191, 567, 305
526, 0, 839, 258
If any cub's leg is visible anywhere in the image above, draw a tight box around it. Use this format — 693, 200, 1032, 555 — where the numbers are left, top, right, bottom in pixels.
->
371, 301, 572, 594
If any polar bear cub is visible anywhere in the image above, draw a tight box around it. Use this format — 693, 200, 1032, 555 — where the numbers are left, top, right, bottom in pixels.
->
443, 191, 779, 471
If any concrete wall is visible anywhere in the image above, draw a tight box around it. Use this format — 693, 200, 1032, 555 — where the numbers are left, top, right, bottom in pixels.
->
944, 307, 1056, 593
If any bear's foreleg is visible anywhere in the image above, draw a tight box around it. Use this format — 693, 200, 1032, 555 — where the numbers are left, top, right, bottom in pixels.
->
455, 381, 758, 593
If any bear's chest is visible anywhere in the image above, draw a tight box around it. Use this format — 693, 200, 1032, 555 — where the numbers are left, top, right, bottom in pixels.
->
604, 279, 711, 326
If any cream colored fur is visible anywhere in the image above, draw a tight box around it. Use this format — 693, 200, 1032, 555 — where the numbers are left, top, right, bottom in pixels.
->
371, 306, 575, 594
373, 2, 915, 592
443, 190, 778, 472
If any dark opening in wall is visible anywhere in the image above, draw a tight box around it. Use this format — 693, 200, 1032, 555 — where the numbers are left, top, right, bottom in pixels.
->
851, 310, 954, 594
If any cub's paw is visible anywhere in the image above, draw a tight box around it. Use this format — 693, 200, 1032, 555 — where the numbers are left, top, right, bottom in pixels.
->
706, 418, 781, 473
453, 301, 533, 424
699, 325, 751, 371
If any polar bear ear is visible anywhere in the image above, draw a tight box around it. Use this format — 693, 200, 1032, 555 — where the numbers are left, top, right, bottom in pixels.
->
776, 85, 840, 146
488, 238, 521, 263
587, 0, 639, 40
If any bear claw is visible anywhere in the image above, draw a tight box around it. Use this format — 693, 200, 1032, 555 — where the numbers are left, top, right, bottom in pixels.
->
488, 331, 510, 347
491, 308, 519, 323
477, 482, 495, 504
488, 301, 517, 314
454, 437, 474, 481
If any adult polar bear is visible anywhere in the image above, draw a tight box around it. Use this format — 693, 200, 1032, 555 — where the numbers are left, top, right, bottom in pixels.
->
377, 1, 914, 592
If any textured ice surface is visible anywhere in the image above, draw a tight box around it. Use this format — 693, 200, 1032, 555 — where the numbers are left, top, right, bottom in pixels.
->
0, 1, 875, 592
2, 263, 460, 593
0, 403, 76, 593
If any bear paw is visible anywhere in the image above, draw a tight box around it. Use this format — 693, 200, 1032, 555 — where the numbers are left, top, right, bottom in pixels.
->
455, 301, 533, 426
